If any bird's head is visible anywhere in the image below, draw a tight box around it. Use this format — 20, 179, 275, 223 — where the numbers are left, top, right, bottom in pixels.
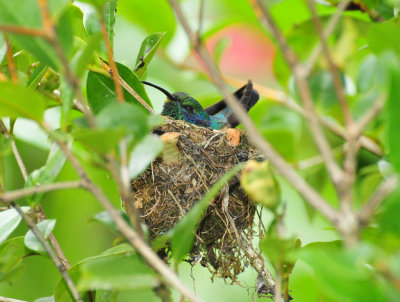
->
142, 81, 211, 128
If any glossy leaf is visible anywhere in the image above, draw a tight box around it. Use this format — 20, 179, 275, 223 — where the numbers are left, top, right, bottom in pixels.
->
299, 242, 388, 302
86, 62, 152, 114
90, 210, 130, 234
0, 82, 46, 121
73, 127, 125, 154
96, 102, 149, 140
171, 163, 244, 262
0, 236, 33, 282
118, 0, 176, 43
24, 144, 67, 205
24, 219, 56, 253
82, 0, 117, 57
0, 0, 62, 69
78, 253, 158, 290
0, 207, 30, 244
134, 32, 166, 77
128, 134, 163, 179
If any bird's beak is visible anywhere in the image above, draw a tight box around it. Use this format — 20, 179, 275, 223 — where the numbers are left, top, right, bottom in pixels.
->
165, 98, 170, 103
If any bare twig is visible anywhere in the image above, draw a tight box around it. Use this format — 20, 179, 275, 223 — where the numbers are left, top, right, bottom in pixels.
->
304, 0, 352, 75
0, 181, 83, 202
42, 124, 200, 302
0, 120, 28, 180
0, 25, 46, 37
359, 176, 398, 224
11, 202, 83, 302
99, 11, 124, 103
101, 61, 155, 114
354, 95, 386, 137
5, 39, 18, 83
166, 0, 339, 224
253, 0, 343, 188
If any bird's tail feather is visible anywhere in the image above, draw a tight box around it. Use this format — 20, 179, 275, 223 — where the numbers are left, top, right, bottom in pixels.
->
205, 80, 259, 128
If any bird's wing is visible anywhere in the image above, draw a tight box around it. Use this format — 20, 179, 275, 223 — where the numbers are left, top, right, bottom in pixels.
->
205, 80, 259, 128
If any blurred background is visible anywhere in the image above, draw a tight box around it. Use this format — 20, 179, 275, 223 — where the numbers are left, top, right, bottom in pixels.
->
1, 0, 393, 301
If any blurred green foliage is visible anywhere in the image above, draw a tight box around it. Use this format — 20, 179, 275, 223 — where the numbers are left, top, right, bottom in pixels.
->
0, 0, 400, 301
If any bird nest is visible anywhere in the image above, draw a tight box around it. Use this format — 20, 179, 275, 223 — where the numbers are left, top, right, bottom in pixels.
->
131, 117, 262, 281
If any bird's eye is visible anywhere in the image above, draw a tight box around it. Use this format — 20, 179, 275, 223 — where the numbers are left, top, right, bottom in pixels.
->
183, 105, 194, 113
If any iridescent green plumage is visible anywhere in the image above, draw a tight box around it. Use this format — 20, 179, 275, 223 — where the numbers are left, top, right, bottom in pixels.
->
142, 81, 259, 130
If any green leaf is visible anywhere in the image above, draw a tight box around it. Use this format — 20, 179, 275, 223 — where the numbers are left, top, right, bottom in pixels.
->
118, 0, 176, 43
171, 163, 244, 263
299, 242, 388, 302
34, 296, 55, 302
128, 134, 163, 179
86, 62, 152, 114
369, 22, 400, 55
0, 0, 62, 69
90, 210, 130, 234
259, 236, 299, 268
82, 0, 117, 57
0, 82, 46, 121
24, 144, 67, 205
134, 32, 166, 77
0, 236, 32, 283
56, 5, 75, 59
78, 253, 158, 291
54, 244, 134, 302
74, 33, 102, 78
0, 207, 30, 244
24, 219, 56, 253
385, 54, 400, 174
73, 127, 126, 154
96, 102, 149, 141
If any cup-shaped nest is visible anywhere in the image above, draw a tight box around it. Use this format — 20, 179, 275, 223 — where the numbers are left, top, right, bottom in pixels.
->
131, 117, 262, 280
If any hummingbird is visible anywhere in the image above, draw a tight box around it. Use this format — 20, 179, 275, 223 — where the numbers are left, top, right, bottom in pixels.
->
142, 80, 259, 130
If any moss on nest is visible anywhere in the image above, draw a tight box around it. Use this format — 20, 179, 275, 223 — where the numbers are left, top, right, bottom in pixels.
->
131, 117, 262, 281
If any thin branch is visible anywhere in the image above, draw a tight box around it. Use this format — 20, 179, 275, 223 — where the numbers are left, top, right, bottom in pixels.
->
304, 0, 352, 75
0, 181, 83, 203
37, 0, 96, 127
100, 61, 155, 114
167, 0, 338, 225
354, 95, 386, 137
359, 176, 398, 224
0, 120, 28, 180
306, 0, 353, 127
99, 12, 124, 103
0, 25, 47, 37
307, 0, 357, 225
253, 0, 343, 188
41, 124, 200, 302
5, 39, 18, 83
11, 202, 83, 302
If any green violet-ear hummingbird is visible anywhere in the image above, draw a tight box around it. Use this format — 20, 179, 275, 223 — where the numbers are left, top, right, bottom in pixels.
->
142, 80, 259, 130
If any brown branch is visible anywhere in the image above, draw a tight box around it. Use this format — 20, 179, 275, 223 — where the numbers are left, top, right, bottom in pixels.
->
5, 39, 18, 83
0, 25, 47, 37
0, 181, 83, 203
359, 176, 398, 224
304, 0, 352, 75
101, 61, 155, 114
0, 120, 28, 180
167, 0, 338, 225
99, 12, 124, 103
11, 202, 83, 302
354, 95, 386, 137
253, 0, 343, 189
41, 124, 200, 302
